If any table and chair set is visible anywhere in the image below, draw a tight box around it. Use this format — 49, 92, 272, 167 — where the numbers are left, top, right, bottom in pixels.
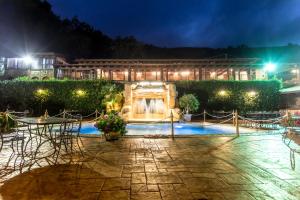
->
0, 111, 84, 177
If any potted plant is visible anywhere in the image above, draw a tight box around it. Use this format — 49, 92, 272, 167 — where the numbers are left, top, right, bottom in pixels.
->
179, 94, 200, 121
95, 112, 126, 141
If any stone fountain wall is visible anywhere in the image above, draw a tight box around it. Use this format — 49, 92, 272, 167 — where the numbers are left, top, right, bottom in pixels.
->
121, 82, 180, 122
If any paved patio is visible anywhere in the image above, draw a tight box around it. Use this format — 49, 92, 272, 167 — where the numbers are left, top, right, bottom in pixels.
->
0, 134, 300, 200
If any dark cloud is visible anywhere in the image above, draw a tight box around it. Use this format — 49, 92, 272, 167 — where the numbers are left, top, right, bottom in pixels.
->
48, 0, 300, 47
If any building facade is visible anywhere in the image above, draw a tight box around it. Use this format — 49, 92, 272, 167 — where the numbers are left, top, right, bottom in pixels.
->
1, 53, 300, 84
55, 58, 268, 81
2, 52, 66, 80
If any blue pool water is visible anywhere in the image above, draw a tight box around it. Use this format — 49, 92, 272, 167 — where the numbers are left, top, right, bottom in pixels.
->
80, 123, 237, 135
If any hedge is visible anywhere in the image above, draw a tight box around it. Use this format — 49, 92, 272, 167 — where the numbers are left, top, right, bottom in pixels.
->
0, 79, 282, 115
175, 80, 282, 112
0, 80, 123, 115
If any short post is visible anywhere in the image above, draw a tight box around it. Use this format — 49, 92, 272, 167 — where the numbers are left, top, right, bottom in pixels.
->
44, 109, 49, 119
235, 110, 240, 136
203, 110, 206, 124
232, 110, 235, 126
63, 109, 66, 119
95, 109, 99, 118
171, 110, 174, 140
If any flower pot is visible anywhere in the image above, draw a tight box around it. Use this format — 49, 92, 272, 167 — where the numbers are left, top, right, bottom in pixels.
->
183, 114, 192, 122
104, 132, 120, 141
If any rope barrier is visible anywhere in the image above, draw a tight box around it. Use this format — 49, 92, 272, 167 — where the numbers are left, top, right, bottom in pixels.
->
200, 117, 234, 127
238, 115, 286, 122
191, 112, 205, 117
205, 112, 233, 119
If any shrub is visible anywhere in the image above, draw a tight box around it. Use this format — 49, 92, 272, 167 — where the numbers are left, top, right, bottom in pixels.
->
0, 113, 16, 133
175, 80, 281, 112
95, 112, 126, 135
179, 94, 200, 114
0, 80, 123, 115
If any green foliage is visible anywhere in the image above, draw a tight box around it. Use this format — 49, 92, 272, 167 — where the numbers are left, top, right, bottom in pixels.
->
14, 76, 31, 81
0, 113, 16, 133
179, 94, 200, 114
95, 112, 127, 135
175, 80, 282, 112
0, 80, 123, 115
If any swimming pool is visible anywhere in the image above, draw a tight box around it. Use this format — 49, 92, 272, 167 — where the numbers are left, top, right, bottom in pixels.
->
80, 122, 243, 136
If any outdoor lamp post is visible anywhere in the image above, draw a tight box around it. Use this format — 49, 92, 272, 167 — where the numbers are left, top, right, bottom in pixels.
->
263, 62, 277, 79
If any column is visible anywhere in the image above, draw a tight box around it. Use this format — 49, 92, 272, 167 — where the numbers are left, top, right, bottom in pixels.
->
202, 68, 206, 80
109, 69, 112, 80
128, 68, 131, 82
166, 68, 169, 82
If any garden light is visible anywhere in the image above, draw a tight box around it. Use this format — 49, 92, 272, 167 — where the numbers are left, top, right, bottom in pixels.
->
247, 90, 257, 97
263, 62, 276, 72
37, 89, 44, 94
218, 90, 228, 97
75, 89, 86, 97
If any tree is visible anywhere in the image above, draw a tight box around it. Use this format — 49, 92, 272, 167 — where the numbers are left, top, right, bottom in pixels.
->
179, 94, 200, 114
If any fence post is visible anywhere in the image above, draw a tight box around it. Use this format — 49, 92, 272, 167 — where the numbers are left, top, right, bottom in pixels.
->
233, 110, 236, 126
63, 109, 66, 119
95, 109, 98, 118
204, 110, 206, 124
44, 109, 49, 119
235, 110, 240, 136
171, 110, 174, 140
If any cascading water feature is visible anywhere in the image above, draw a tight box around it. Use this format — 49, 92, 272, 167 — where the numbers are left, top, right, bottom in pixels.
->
134, 98, 165, 116
122, 82, 179, 122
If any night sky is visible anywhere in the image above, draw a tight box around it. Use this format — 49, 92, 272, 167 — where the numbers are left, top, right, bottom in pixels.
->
49, 0, 300, 47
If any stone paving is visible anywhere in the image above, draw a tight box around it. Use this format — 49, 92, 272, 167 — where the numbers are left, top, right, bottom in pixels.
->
0, 134, 300, 200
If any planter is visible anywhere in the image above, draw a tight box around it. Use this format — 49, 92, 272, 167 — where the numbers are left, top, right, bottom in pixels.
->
104, 131, 120, 141
183, 114, 192, 122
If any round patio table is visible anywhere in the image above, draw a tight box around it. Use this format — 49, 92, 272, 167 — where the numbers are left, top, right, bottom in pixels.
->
16, 117, 78, 167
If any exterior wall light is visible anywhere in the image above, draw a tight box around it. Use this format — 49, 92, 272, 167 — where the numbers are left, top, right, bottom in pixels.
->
152, 71, 160, 76
291, 69, 298, 74
181, 71, 190, 76
210, 72, 216, 78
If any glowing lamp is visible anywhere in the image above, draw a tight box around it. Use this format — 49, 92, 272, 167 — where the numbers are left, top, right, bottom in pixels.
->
23, 55, 34, 65
218, 90, 228, 97
75, 89, 86, 97
291, 69, 298, 74
210, 72, 216, 78
264, 62, 276, 72
181, 71, 190, 76
247, 91, 257, 97
37, 89, 44, 94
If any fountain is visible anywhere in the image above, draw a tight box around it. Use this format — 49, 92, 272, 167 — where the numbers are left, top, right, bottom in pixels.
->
121, 82, 180, 122
135, 98, 165, 115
